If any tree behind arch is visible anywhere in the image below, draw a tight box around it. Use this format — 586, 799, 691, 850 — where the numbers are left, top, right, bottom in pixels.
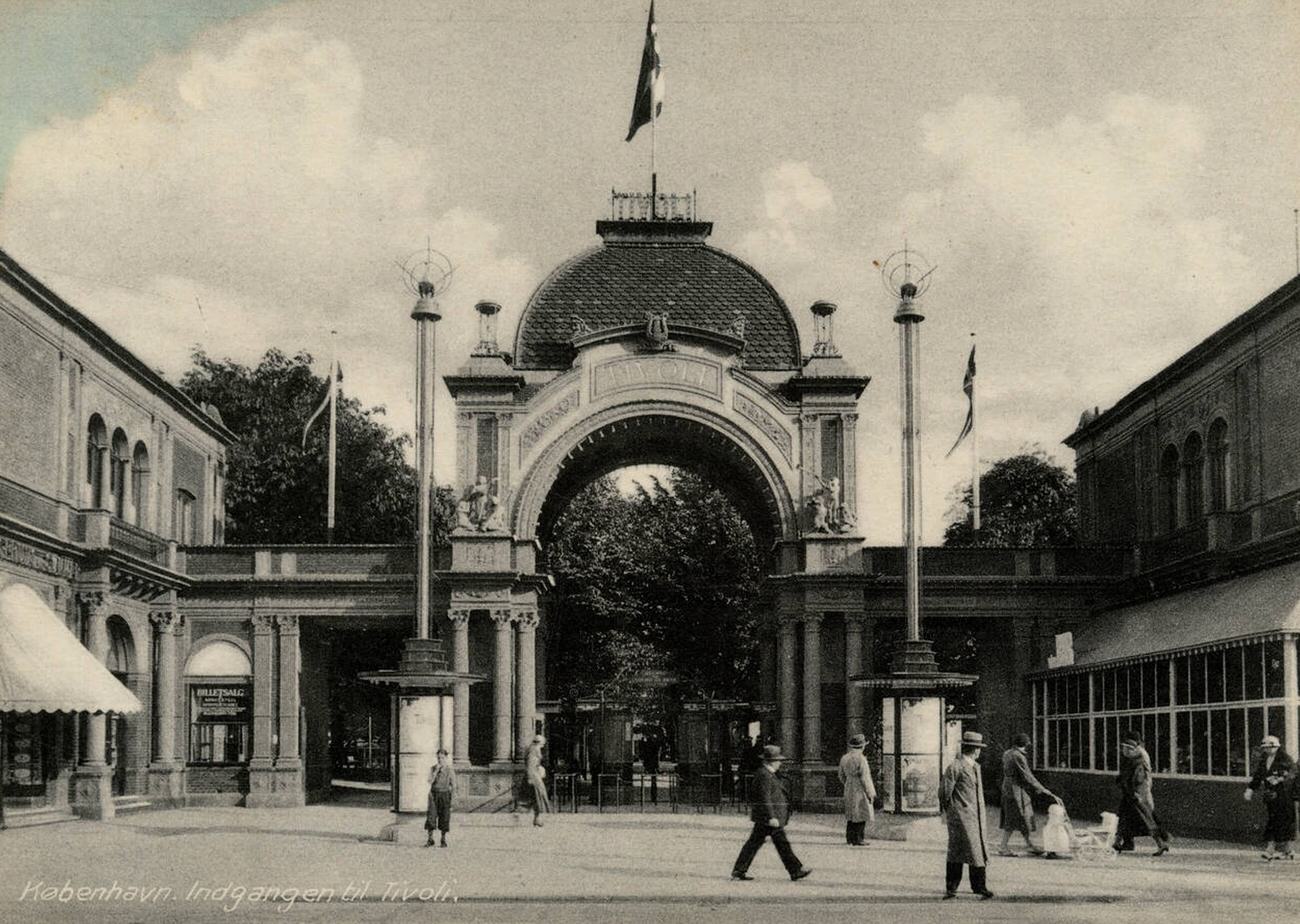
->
179, 348, 453, 544
943, 449, 1078, 548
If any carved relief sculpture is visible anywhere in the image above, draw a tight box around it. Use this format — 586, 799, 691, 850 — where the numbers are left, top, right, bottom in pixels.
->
643, 312, 675, 352
806, 473, 854, 533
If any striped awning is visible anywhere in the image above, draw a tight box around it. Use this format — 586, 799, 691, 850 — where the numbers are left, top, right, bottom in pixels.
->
0, 582, 142, 714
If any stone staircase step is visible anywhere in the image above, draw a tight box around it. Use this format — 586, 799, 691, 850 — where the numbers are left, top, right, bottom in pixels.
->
112, 796, 153, 814
3, 806, 78, 829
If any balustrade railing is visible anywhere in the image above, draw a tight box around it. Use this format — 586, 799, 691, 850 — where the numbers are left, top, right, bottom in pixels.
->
610, 189, 696, 222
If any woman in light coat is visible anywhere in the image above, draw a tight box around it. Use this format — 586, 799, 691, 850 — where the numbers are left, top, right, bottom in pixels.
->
524, 734, 551, 826
838, 733, 879, 846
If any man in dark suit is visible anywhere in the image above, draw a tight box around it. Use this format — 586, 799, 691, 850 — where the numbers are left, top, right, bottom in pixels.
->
730, 744, 813, 881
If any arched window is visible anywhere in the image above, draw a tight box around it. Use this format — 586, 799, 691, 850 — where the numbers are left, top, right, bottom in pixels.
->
131, 442, 150, 528
1159, 445, 1180, 534
1208, 419, 1230, 513
1183, 432, 1204, 523
107, 617, 134, 678
109, 429, 129, 519
86, 415, 107, 508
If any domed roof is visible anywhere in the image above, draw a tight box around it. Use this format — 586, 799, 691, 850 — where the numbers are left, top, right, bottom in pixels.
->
513, 226, 802, 370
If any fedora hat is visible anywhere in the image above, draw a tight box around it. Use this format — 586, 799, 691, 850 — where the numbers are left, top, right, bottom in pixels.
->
848, 733, 867, 749
762, 744, 786, 762
961, 731, 985, 748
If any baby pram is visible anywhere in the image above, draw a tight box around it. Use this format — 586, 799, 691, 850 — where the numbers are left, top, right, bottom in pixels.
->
1043, 800, 1119, 862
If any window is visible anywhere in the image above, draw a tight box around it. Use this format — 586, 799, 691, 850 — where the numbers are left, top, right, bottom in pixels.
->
1038, 638, 1296, 780
185, 640, 252, 766
1208, 419, 1230, 513
86, 415, 107, 508
131, 442, 150, 528
1182, 432, 1204, 523
1159, 445, 1180, 533
176, 490, 196, 545
110, 429, 129, 519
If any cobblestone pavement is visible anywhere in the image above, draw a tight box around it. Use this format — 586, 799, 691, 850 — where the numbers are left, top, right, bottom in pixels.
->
2, 799, 1296, 923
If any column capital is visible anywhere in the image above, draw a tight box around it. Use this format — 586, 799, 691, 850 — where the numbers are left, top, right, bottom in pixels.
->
489, 607, 514, 626
448, 608, 472, 626
77, 589, 108, 616
514, 609, 539, 630
844, 611, 867, 629
778, 610, 801, 631
802, 611, 825, 630
148, 609, 181, 631
276, 614, 299, 635
251, 613, 275, 634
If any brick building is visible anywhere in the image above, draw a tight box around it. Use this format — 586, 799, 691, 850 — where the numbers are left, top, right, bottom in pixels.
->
0, 248, 231, 820
1033, 273, 1300, 839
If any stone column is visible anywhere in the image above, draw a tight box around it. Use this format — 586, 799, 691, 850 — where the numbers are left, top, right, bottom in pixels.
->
246, 613, 276, 807
448, 609, 471, 765
490, 608, 515, 764
73, 590, 114, 819
273, 615, 304, 805
778, 613, 798, 755
516, 609, 539, 753
802, 612, 824, 763
1285, 638, 1299, 756
844, 613, 865, 738
147, 609, 184, 803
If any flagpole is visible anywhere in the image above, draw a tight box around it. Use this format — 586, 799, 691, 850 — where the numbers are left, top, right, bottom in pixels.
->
971, 333, 980, 532
327, 330, 338, 544
650, 71, 657, 217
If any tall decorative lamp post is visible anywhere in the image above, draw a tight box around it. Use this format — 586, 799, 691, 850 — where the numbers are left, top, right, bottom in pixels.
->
853, 248, 976, 814
363, 246, 481, 843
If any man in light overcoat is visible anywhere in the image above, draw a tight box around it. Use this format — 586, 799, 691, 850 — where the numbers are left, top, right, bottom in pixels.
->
940, 730, 994, 900
838, 733, 879, 845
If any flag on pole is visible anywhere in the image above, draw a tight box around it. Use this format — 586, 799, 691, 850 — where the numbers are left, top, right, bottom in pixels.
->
625, 1, 664, 142
301, 361, 343, 448
945, 345, 976, 458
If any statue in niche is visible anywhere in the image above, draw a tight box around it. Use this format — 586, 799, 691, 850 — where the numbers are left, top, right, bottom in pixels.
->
458, 475, 505, 531
807, 473, 854, 534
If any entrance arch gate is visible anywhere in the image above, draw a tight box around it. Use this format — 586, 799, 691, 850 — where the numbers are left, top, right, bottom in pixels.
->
440, 201, 871, 803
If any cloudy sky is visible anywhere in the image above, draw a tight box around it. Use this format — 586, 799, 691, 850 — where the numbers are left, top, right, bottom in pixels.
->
2, 0, 1297, 543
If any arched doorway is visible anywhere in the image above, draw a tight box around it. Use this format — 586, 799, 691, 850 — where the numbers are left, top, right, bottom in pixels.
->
105, 616, 135, 796
440, 201, 869, 803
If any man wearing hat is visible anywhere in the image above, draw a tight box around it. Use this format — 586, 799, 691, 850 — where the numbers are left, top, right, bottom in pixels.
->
838, 733, 881, 846
1115, 730, 1169, 855
998, 732, 1054, 856
939, 730, 994, 900
1245, 734, 1297, 860
730, 744, 813, 881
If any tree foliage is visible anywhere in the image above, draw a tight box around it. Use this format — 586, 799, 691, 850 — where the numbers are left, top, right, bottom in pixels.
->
943, 449, 1078, 547
546, 469, 763, 709
179, 348, 453, 544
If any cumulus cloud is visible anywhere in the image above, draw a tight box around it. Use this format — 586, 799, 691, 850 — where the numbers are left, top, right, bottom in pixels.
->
732, 94, 1260, 543
0, 26, 537, 481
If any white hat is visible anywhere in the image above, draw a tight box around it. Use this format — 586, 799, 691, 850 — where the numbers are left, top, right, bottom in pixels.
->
1261, 735, 1281, 748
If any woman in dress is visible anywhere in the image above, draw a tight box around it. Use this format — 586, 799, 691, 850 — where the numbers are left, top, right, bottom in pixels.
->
524, 734, 551, 826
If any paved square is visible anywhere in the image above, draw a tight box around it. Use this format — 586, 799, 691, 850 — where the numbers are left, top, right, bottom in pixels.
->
2, 800, 1296, 923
